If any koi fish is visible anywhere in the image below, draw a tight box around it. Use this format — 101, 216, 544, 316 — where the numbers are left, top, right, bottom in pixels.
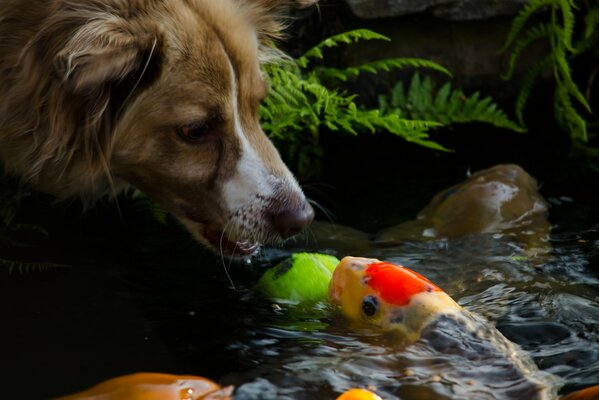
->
336, 388, 383, 400
377, 164, 550, 259
328, 256, 462, 343
56, 373, 233, 400
329, 256, 559, 399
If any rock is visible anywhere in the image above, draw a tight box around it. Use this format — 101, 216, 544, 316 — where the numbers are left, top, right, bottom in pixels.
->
334, 13, 549, 96
344, 0, 529, 20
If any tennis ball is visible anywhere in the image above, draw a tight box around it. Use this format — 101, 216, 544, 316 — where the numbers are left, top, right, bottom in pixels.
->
256, 253, 341, 304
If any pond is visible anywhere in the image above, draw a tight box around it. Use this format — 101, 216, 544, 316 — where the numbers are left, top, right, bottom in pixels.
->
1, 155, 598, 400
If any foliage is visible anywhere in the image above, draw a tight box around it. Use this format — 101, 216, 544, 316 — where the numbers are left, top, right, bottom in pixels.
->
261, 29, 522, 179
379, 74, 526, 132
0, 193, 68, 274
261, 29, 451, 179
502, 0, 599, 170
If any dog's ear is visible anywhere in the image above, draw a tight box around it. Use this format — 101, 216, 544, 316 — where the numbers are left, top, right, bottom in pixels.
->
244, 0, 319, 42
54, 18, 160, 94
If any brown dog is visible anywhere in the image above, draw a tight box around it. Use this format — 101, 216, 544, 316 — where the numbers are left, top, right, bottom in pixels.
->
0, 0, 316, 255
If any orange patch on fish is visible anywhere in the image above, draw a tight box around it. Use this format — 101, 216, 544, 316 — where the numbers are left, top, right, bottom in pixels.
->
365, 262, 442, 306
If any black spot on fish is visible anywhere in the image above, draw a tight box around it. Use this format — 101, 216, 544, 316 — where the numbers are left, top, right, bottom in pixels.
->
390, 309, 404, 324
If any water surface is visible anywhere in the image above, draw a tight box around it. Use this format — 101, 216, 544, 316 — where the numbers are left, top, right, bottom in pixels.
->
1, 194, 598, 399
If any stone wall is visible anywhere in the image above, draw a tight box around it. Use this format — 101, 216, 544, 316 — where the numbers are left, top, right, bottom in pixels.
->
317, 1, 547, 97
344, 0, 528, 20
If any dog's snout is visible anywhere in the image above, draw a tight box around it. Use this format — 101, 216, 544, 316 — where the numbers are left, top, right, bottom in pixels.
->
270, 202, 315, 239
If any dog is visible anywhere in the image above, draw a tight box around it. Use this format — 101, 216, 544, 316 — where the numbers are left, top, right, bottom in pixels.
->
0, 0, 317, 255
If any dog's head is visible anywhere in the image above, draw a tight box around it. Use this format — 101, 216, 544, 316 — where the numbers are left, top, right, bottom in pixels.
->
16, 0, 319, 255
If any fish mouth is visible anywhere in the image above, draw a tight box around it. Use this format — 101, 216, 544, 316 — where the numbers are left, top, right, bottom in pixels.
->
202, 225, 260, 256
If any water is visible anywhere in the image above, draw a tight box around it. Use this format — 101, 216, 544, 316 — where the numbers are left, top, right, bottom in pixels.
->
1, 196, 598, 399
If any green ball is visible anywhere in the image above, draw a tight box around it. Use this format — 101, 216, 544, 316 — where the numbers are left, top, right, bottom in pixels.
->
256, 253, 341, 304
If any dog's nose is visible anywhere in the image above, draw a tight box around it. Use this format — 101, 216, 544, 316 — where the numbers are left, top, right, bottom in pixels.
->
270, 203, 315, 239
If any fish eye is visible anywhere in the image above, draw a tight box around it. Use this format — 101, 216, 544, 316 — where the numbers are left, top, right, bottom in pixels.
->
361, 295, 379, 318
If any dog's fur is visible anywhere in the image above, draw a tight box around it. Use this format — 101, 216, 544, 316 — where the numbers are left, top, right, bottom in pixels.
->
0, 0, 316, 253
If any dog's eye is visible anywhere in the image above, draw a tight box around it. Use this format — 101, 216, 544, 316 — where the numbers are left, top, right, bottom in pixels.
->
361, 295, 379, 318
177, 122, 211, 143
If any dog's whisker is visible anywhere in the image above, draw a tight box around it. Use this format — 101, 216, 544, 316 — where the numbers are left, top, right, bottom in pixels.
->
219, 220, 237, 291
227, 239, 239, 288
307, 198, 336, 225
306, 225, 319, 247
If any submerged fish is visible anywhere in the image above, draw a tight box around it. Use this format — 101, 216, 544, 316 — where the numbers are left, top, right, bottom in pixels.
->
329, 256, 559, 399
56, 373, 233, 400
377, 164, 551, 259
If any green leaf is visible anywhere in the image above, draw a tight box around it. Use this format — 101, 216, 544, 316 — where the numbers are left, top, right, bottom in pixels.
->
317, 58, 451, 82
502, 23, 553, 80
514, 57, 551, 126
298, 29, 390, 68
584, 8, 599, 39
381, 74, 525, 132
501, 0, 557, 52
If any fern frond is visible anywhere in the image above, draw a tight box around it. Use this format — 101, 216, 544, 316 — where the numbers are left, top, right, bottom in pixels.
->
584, 8, 599, 39
557, 0, 576, 52
381, 74, 525, 132
317, 58, 451, 81
262, 28, 523, 178
297, 29, 390, 68
554, 84, 588, 141
501, 0, 557, 52
502, 23, 554, 80
434, 82, 452, 112
553, 45, 592, 112
574, 29, 599, 53
514, 57, 551, 125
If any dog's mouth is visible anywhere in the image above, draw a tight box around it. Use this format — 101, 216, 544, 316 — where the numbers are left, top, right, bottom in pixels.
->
203, 225, 260, 256
181, 208, 260, 256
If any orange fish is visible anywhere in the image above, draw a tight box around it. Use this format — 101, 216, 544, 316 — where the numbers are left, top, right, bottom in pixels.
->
560, 385, 599, 400
336, 388, 383, 400
329, 257, 599, 400
329, 256, 462, 342
56, 373, 233, 400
